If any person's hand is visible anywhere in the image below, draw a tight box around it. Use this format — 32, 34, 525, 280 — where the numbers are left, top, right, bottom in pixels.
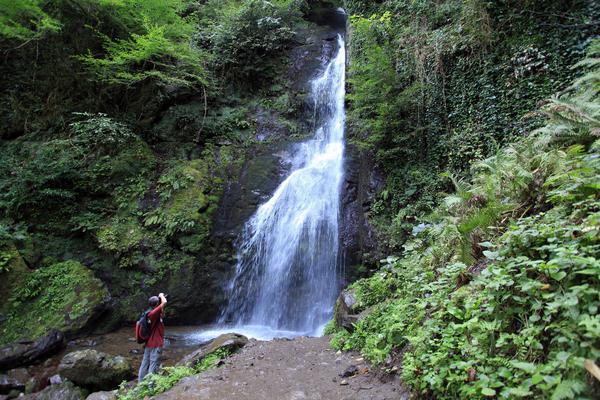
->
159, 292, 165, 297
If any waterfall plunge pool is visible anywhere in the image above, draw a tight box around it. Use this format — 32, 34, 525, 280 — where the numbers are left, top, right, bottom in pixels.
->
187, 322, 329, 343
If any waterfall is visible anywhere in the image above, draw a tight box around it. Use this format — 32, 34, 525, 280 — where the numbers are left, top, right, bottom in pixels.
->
197, 35, 346, 341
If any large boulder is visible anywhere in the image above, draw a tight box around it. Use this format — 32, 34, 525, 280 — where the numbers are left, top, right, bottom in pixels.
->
0, 261, 111, 347
58, 350, 132, 391
0, 330, 64, 371
22, 381, 85, 400
85, 390, 117, 400
333, 287, 360, 332
178, 333, 248, 368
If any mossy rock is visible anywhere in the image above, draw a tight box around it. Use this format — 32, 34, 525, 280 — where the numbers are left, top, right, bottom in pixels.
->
59, 349, 133, 391
24, 380, 86, 400
104, 140, 157, 184
164, 159, 215, 223
151, 101, 206, 143
0, 244, 30, 315
0, 260, 110, 345
156, 158, 224, 251
177, 333, 248, 368
96, 218, 146, 255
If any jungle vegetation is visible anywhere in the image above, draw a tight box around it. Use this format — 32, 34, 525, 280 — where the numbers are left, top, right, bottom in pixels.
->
327, 1, 600, 399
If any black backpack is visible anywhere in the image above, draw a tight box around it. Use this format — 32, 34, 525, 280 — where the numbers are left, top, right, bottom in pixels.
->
135, 310, 152, 344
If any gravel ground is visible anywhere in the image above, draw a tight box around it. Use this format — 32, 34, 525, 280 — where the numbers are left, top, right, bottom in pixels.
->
153, 336, 410, 400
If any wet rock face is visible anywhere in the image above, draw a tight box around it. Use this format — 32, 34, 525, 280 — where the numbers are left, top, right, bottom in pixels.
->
305, 3, 347, 32
0, 331, 64, 372
0, 259, 111, 348
340, 144, 385, 281
58, 350, 132, 391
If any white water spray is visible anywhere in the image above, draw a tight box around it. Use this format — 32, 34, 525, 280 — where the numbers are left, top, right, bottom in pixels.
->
197, 35, 346, 341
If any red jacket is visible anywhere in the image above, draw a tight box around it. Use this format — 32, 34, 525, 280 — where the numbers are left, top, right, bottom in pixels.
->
145, 305, 165, 348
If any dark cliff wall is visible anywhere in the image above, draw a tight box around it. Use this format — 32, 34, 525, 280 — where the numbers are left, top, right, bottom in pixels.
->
340, 144, 385, 282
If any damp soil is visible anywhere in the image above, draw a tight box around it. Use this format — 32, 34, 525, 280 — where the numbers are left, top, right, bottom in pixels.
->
153, 336, 411, 400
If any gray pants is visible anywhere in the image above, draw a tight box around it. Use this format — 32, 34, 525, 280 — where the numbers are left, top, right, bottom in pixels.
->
138, 347, 162, 382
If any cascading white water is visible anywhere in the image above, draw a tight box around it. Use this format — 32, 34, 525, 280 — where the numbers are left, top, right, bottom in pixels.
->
195, 35, 346, 341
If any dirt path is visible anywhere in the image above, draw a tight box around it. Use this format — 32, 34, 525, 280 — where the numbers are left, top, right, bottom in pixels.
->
153, 336, 410, 400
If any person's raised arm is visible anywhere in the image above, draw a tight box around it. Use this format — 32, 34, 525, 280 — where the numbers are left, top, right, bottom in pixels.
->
158, 293, 167, 309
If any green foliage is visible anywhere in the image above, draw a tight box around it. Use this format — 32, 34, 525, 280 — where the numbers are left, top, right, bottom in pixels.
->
0, 114, 154, 224
346, 0, 595, 250
117, 348, 231, 400
69, 112, 137, 150
97, 218, 145, 255
0, 0, 319, 332
0, 260, 108, 345
195, 0, 303, 86
535, 41, 600, 148
78, 0, 208, 87
0, 224, 15, 273
0, 251, 12, 273
144, 154, 223, 245
1, 0, 210, 86
94, 145, 229, 271
333, 139, 600, 398
331, 42, 600, 398
0, 0, 60, 40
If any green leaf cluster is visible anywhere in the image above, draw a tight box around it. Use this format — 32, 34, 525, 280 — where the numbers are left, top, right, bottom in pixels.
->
77, 0, 209, 87
0, 113, 154, 224
194, 0, 304, 86
331, 40, 600, 399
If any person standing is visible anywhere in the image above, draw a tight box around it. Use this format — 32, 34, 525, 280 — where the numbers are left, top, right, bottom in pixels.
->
138, 292, 167, 382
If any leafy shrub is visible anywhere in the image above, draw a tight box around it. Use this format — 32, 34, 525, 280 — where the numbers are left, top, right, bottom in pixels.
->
345, 0, 594, 249
331, 40, 600, 399
77, 0, 209, 87
144, 156, 221, 241
0, 113, 154, 223
0, 0, 60, 40
70, 112, 136, 151
535, 41, 600, 148
333, 139, 599, 398
195, 0, 303, 86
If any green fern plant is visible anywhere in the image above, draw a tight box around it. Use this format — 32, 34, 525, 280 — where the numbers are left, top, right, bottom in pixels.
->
535, 40, 600, 148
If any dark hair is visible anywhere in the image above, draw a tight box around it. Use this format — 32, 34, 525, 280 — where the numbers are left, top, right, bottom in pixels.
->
148, 296, 160, 307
